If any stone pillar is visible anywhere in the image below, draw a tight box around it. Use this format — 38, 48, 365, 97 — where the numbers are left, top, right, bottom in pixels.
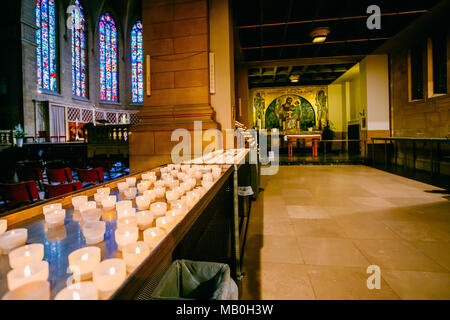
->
130, 0, 221, 171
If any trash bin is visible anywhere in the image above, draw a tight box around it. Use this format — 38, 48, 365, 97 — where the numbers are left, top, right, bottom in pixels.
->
151, 259, 238, 300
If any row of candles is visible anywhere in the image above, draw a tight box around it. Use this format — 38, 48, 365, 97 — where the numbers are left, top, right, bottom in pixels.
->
0, 162, 224, 300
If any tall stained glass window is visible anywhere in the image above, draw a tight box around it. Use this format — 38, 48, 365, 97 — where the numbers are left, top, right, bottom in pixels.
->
99, 13, 118, 102
72, 0, 87, 97
36, 0, 58, 92
131, 21, 143, 103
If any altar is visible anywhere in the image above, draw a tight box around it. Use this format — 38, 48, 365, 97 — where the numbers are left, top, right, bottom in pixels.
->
284, 133, 322, 159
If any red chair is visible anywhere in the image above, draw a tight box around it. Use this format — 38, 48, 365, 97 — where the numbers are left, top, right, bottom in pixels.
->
77, 167, 104, 184
47, 167, 73, 184
17, 167, 44, 189
45, 182, 82, 199
0, 181, 40, 208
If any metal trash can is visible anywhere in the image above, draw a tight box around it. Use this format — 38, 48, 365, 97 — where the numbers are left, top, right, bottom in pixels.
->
151, 259, 238, 300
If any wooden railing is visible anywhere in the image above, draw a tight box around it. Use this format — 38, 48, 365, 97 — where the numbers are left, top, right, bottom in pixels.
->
86, 124, 130, 144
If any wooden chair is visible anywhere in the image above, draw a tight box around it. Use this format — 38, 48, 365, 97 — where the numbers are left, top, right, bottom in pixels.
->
45, 181, 82, 199
77, 167, 104, 185
0, 181, 40, 209
47, 167, 73, 184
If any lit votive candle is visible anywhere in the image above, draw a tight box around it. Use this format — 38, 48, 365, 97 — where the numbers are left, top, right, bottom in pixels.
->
170, 200, 188, 215
195, 186, 207, 196
101, 195, 117, 210
141, 172, 156, 181
117, 216, 138, 229
96, 187, 110, 195
194, 170, 202, 180
124, 187, 137, 200
0, 229, 28, 255
136, 211, 154, 230
137, 181, 151, 194
154, 180, 165, 188
79, 201, 96, 214
143, 189, 156, 202
116, 200, 132, 212
42, 203, 62, 214
154, 186, 166, 199
212, 167, 222, 179
72, 195, 88, 211
82, 221, 106, 245
94, 192, 109, 205
81, 208, 101, 222
173, 186, 185, 197
150, 202, 167, 218
174, 164, 181, 171
166, 210, 184, 223
188, 178, 197, 189
2, 280, 50, 300
126, 177, 136, 187
180, 182, 191, 194
0, 219, 7, 235
44, 209, 66, 228
182, 194, 196, 209
143, 227, 166, 249
8, 243, 44, 269
177, 172, 186, 181
181, 164, 190, 172
117, 182, 128, 193
115, 226, 139, 250
168, 179, 180, 189
165, 190, 179, 202
155, 216, 176, 232
136, 195, 151, 211
202, 173, 213, 182
116, 207, 136, 219
93, 258, 126, 300
7, 260, 49, 291
68, 247, 101, 281
55, 282, 98, 300
201, 179, 213, 189
123, 241, 150, 273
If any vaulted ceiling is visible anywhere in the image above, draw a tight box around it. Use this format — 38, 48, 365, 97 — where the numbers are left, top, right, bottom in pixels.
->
232, 0, 442, 88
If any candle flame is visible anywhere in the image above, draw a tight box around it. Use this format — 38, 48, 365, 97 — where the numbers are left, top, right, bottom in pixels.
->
81, 253, 89, 261
24, 265, 31, 277
72, 291, 81, 300
109, 267, 116, 275
125, 231, 130, 237
135, 247, 141, 254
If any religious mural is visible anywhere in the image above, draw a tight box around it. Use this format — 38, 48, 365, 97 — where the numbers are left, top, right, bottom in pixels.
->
250, 86, 328, 131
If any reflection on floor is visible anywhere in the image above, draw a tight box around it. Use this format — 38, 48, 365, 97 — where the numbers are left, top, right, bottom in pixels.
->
241, 165, 450, 300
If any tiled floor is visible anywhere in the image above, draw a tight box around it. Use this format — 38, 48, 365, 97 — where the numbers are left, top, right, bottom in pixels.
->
241, 165, 450, 300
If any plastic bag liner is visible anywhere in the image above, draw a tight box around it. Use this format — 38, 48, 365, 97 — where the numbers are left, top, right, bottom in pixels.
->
151, 259, 238, 300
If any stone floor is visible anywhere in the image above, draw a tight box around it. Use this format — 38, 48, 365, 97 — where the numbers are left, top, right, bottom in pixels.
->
241, 165, 450, 300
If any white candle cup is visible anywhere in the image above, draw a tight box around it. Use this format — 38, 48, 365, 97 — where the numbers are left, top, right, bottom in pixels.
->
143, 189, 156, 202
188, 178, 197, 189
170, 200, 188, 214
96, 187, 110, 195
7, 261, 49, 291
94, 192, 109, 205
126, 177, 137, 187
177, 172, 186, 181
195, 186, 207, 196
167, 164, 175, 171
45, 225, 67, 242
212, 167, 222, 179
42, 203, 62, 215
165, 190, 179, 202
2, 280, 50, 300
101, 195, 117, 210
173, 186, 185, 197
154, 187, 166, 199
136, 195, 151, 211
154, 180, 165, 188
93, 258, 126, 300
44, 209, 66, 228
202, 173, 213, 182
68, 247, 101, 281
181, 165, 190, 172
116, 200, 132, 212
180, 182, 191, 194
173, 164, 181, 171
166, 210, 184, 223
194, 170, 202, 180
168, 179, 180, 189
115, 226, 139, 250
55, 281, 98, 300
0, 219, 7, 235
72, 196, 88, 211
141, 172, 156, 181
143, 227, 166, 249
155, 216, 176, 232
8, 244, 44, 269
117, 182, 128, 193
117, 216, 138, 229
182, 194, 196, 209
81, 208, 101, 222
82, 221, 106, 245
137, 181, 151, 194
136, 211, 154, 230
123, 241, 150, 273
124, 187, 137, 200
150, 202, 167, 218
116, 207, 136, 219
201, 179, 213, 189
79, 201, 96, 214
0, 229, 28, 254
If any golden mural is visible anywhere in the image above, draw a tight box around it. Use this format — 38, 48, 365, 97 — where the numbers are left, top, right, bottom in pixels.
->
250, 86, 328, 131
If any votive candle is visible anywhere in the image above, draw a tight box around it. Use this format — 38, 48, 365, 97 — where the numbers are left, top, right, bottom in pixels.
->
81, 208, 101, 222
137, 181, 151, 194
44, 209, 66, 228
7, 260, 49, 291
165, 190, 179, 202
43, 203, 62, 214
116, 207, 136, 219
0, 219, 6, 235
150, 202, 167, 218
117, 182, 128, 193
79, 201, 96, 214
96, 187, 110, 195
122, 241, 150, 273
116, 200, 132, 212
143, 190, 156, 202
101, 195, 117, 210
136, 211, 154, 230
72, 196, 88, 211
82, 221, 106, 245
68, 246, 101, 281
115, 227, 139, 250
154, 186, 166, 199
117, 216, 138, 229
2, 280, 50, 300
155, 216, 176, 232
54, 281, 98, 300
8, 243, 44, 269
0, 229, 28, 254
94, 192, 109, 205
126, 177, 136, 187
136, 195, 151, 211
143, 227, 166, 249
124, 187, 137, 200
92, 259, 126, 299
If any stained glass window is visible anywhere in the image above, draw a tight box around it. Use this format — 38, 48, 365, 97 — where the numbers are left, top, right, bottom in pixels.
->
36, 0, 58, 92
131, 21, 143, 103
72, 0, 87, 97
99, 13, 118, 102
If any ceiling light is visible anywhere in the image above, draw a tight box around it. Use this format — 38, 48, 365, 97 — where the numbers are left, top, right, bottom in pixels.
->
310, 27, 330, 43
